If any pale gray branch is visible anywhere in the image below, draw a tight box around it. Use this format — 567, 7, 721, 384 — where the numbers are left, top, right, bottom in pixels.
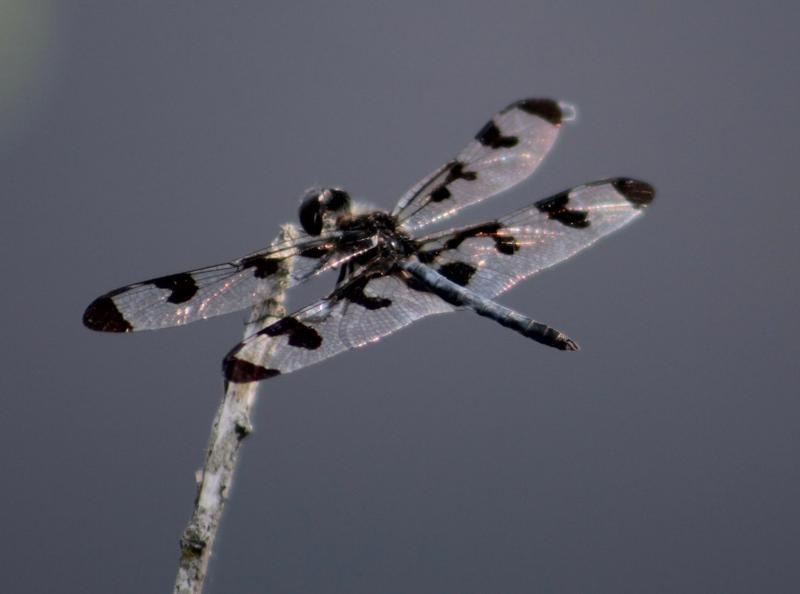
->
173, 224, 300, 594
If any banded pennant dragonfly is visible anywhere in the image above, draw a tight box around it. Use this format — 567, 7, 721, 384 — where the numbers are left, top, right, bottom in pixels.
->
83, 98, 654, 383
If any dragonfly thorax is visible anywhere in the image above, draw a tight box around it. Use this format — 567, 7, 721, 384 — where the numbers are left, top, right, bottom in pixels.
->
337, 210, 415, 267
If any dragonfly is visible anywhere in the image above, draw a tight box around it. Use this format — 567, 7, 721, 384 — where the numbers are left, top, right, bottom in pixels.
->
83, 98, 654, 383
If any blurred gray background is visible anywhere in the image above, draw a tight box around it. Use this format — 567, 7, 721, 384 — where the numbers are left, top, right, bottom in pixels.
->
2, 1, 798, 593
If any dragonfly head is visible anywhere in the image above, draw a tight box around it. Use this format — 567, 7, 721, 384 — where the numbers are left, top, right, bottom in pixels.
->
298, 188, 352, 236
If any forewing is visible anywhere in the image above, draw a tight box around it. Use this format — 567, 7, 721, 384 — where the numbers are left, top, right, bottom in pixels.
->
393, 98, 567, 231
83, 234, 343, 332
415, 178, 655, 298
224, 271, 455, 382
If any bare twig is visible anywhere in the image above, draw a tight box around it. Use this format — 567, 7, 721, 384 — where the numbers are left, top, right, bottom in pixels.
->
173, 224, 300, 594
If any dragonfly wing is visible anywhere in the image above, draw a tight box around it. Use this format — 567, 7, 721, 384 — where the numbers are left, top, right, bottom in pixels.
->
393, 98, 568, 231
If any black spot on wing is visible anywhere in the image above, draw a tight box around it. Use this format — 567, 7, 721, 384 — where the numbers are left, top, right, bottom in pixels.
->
240, 255, 280, 279
438, 261, 477, 287
152, 273, 198, 304
446, 221, 520, 254
445, 161, 477, 183
536, 191, 590, 229
429, 161, 477, 203
430, 186, 451, 203
444, 222, 501, 250
299, 245, 331, 259
340, 276, 392, 310
612, 178, 655, 208
223, 356, 280, 383
262, 316, 322, 350
509, 98, 563, 125
418, 221, 519, 264
494, 234, 519, 255
83, 294, 133, 332
475, 120, 518, 149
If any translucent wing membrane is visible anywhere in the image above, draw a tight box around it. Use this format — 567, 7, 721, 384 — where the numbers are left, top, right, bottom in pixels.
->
415, 178, 655, 298
224, 178, 654, 383
223, 272, 455, 382
393, 98, 567, 231
83, 234, 343, 332
84, 96, 655, 385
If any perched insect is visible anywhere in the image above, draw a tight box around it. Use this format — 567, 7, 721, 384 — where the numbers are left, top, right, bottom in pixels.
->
83, 98, 654, 383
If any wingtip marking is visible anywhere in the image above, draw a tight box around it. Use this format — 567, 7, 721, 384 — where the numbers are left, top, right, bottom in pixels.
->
511, 98, 563, 125
612, 178, 655, 208
83, 295, 133, 333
